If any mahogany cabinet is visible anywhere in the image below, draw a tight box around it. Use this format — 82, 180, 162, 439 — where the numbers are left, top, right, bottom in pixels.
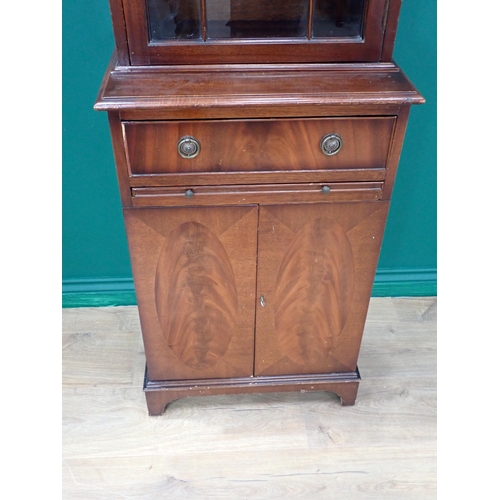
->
95, 0, 423, 415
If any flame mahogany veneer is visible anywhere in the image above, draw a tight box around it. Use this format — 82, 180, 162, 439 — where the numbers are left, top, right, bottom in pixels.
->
95, 0, 423, 415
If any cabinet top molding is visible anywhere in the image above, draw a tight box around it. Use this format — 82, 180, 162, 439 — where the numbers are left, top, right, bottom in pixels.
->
95, 58, 424, 112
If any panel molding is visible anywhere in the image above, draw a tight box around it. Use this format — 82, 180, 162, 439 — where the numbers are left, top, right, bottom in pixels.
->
62, 267, 437, 308
371, 268, 437, 297
62, 278, 137, 308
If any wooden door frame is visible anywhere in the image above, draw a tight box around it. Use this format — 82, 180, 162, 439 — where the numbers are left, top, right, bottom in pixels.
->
118, 0, 395, 65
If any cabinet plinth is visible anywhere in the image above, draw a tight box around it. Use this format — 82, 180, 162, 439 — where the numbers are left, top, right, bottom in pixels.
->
95, 0, 423, 414
144, 369, 361, 416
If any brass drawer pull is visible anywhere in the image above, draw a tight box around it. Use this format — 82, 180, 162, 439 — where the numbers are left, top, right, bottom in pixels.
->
320, 134, 343, 156
177, 136, 201, 159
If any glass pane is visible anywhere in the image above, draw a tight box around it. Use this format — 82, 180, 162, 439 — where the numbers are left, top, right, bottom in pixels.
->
312, 0, 366, 38
206, 0, 309, 39
147, 0, 202, 41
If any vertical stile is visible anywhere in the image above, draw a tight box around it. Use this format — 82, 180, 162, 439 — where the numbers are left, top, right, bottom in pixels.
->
308, 0, 314, 39
201, 0, 207, 40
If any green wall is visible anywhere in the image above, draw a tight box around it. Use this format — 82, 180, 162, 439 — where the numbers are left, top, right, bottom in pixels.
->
62, 0, 436, 306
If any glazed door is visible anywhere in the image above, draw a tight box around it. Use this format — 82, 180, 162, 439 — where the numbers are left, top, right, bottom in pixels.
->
122, 0, 390, 64
123, 205, 258, 381
254, 202, 389, 377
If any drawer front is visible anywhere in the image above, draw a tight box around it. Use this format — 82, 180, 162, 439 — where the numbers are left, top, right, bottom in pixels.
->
124, 117, 395, 177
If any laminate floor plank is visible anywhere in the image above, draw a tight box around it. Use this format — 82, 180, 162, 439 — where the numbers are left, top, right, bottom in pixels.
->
63, 448, 435, 500
63, 377, 435, 460
359, 325, 436, 379
62, 306, 141, 335
62, 330, 142, 387
62, 297, 437, 499
392, 297, 437, 323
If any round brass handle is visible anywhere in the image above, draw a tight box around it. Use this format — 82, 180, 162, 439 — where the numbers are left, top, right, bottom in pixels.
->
185, 189, 194, 198
320, 134, 343, 156
177, 136, 200, 159
321, 185, 331, 194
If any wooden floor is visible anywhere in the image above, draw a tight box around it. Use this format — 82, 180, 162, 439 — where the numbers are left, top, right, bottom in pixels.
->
62, 297, 436, 499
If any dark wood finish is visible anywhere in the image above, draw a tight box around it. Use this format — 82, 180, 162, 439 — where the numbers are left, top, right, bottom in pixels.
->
308, 0, 314, 38
129, 169, 387, 188
118, 103, 403, 121
254, 202, 389, 376
144, 368, 361, 416
95, 0, 423, 412
380, 0, 401, 62
130, 182, 383, 207
103, 0, 405, 67
107, 111, 132, 206
123, 206, 258, 381
382, 105, 410, 200
95, 63, 424, 113
201, 0, 207, 40
123, 117, 395, 175
107, 0, 130, 66
121, 0, 387, 65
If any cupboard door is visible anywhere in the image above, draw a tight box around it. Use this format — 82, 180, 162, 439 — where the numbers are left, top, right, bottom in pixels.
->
123, 0, 389, 64
254, 202, 389, 377
123, 206, 258, 381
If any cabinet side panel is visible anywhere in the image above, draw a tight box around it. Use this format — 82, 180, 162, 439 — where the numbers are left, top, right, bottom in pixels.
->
381, 106, 410, 200
380, 0, 402, 61
121, 0, 151, 64
254, 201, 389, 376
107, 112, 132, 206
124, 206, 258, 380
108, 0, 131, 65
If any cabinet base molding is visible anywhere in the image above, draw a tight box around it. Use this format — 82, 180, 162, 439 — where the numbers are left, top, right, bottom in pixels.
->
143, 367, 361, 416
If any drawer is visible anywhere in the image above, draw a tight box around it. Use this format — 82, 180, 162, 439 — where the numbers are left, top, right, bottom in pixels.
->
123, 117, 395, 179
130, 182, 384, 207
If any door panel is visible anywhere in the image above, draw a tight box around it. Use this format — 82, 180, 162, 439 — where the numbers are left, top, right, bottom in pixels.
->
124, 205, 258, 381
122, 0, 388, 64
254, 202, 389, 376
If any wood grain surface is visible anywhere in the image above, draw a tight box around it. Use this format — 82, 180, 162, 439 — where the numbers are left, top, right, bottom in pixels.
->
130, 182, 384, 207
143, 371, 360, 416
255, 201, 389, 376
128, 169, 387, 188
273, 217, 355, 366
94, 63, 424, 113
119, 0, 387, 64
123, 205, 258, 381
123, 117, 395, 175
155, 221, 239, 370
62, 297, 437, 499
